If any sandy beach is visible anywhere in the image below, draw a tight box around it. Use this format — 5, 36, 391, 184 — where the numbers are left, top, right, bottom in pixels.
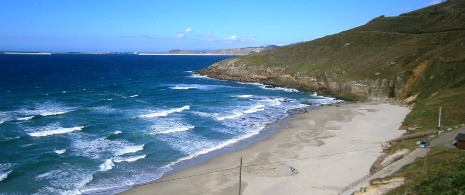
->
121, 102, 410, 195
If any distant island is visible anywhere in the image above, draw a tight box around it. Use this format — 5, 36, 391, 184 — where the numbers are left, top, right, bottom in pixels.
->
167, 45, 282, 55
1, 45, 283, 56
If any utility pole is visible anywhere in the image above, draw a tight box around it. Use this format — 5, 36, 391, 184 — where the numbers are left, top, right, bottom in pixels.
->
239, 157, 242, 195
438, 107, 442, 130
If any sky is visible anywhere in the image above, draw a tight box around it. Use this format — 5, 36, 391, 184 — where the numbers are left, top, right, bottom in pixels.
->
0, 0, 442, 52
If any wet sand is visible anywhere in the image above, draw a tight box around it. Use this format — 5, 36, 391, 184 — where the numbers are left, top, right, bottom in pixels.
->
121, 102, 410, 195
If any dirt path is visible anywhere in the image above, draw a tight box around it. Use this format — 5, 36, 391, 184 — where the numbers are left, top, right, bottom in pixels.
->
341, 127, 465, 195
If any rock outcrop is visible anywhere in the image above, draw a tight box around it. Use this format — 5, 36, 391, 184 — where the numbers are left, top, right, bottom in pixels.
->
197, 0, 465, 129
198, 0, 465, 102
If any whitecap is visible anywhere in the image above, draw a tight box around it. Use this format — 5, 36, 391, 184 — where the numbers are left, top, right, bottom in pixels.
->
72, 137, 143, 159
35, 164, 93, 193
20, 102, 76, 117
146, 119, 196, 135
216, 104, 265, 121
16, 116, 35, 121
0, 170, 12, 182
54, 149, 67, 154
29, 126, 85, 137
236, 95, 253, 98
138, 105, 190, 118
158, 126, 194, 134
170, 85, 198, 90
113, 155, 146, 163
243, 104, 265, 114
216, 112, 244, 121
162, 130, 263, 170
114, 144, 144, 156
191, 111, 218, 119
91, 106, 118, 113
99, 159, 115, 172
0, 163, 15, 182
129, 95, 139, 98
189, 73, 209, 79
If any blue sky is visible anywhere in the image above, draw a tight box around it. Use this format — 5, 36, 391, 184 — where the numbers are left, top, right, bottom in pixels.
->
1, 0, 441, 52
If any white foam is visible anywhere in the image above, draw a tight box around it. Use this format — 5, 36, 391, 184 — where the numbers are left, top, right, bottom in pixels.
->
113, 131, 122, 134
236, 95, 253, 98
113, 155, 146, 163
216, 104, 265, 121
114, 144, 144, 156
158, 126, 195, 134
163, 130, 263, 170
19, 102, 75, 117
0, 112, 13, 124
72, 136, 143, 159
91, 106, 118, 113
257, 97, 288, 107
129, 95, 139, 98
99, 159, 115, 172
54, 149, 67, 154
259, 85, 300, 92
17, 116, 35, 121
216, 112, 243, 121
29, 126, 85, 137
146, 118, 196, 136
35, 164, 93, 194
189, 73, 209, 79
139, 105, 190, 118
0, 170, 12, 182
243, 104, 265, 114
170, 85, 199, 90
191, 111, 218, 119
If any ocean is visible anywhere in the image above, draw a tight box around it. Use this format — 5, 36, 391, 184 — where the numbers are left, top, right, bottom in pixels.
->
0, 54, 337, 194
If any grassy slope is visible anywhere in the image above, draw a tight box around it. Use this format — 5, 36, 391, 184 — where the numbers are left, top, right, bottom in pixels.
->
387, 146, 465, 194
231, 0, 465, 129
205, 1, 465, 192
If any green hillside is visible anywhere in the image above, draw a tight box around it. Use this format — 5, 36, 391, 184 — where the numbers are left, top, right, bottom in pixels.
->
198, 0, 465, 130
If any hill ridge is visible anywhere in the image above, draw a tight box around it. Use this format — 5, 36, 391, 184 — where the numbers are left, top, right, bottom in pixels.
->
197, 0, 465, 129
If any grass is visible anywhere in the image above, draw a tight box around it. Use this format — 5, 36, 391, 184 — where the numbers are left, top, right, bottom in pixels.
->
404, 87, 465, 129
386, 146, 465, 195
202, 0, 465, 130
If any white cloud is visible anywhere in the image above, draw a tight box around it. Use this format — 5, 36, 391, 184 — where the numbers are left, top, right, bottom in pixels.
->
175, 28, 193, 39
226, 35, 238, 41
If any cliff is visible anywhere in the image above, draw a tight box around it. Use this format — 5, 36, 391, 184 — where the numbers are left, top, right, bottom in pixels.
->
197, 0, 465, 129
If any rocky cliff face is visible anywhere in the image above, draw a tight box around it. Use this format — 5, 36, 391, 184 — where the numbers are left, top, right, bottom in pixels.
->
197, 59, 406, 101
197, 0, 465, 104
197, 0, 465, 129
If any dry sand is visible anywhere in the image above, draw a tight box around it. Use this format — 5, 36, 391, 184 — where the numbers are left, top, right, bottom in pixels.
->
120, 102, 410, 195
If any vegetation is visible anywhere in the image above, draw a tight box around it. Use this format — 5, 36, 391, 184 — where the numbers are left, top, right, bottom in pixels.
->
201, 1, 465, 192
213, 0, 465, 129
387, 146, 465, 195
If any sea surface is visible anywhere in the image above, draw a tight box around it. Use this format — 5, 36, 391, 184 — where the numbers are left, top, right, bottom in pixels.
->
0, 54, 337, 194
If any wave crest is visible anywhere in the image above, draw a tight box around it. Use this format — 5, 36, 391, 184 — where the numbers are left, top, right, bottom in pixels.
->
139, 105, 190, 118
29, 126, 85, 137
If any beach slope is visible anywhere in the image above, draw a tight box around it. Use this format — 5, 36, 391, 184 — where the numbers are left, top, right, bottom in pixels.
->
121, 102, 410, 195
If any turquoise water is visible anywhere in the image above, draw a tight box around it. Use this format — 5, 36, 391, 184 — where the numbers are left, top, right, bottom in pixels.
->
0, 54, 337, 194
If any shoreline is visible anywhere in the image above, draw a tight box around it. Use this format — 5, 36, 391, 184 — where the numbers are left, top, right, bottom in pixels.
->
121, 102, 410, 195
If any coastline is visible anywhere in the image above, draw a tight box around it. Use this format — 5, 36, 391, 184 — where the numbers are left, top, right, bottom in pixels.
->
120, 102, 410, 195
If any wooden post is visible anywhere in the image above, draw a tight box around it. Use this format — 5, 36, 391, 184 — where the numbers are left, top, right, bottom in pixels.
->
438, 107, 442, 130
239, 157, 242, 195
